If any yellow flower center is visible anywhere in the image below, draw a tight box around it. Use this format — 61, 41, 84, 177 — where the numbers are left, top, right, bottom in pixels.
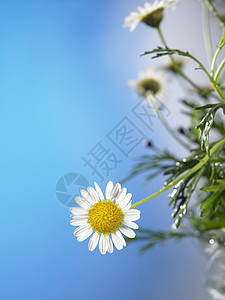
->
138, 78, 161, 96
139, 8, 164, 28
88, 200, 123, 235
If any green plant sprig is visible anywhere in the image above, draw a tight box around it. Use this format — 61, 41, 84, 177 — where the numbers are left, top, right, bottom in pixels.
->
141, 45, 225, 102
131, 138, 225, 214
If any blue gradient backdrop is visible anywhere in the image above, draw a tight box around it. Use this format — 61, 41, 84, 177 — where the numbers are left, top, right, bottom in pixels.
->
0, 0, 211, 299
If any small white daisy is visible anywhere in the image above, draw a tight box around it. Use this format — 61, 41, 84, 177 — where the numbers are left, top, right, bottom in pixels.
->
70, 181, 141, 255
124, 0, 180, 31
128, 67, 168, 102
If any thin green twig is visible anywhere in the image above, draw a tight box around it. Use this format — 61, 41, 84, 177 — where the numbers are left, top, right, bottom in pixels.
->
215, 57, 225, 82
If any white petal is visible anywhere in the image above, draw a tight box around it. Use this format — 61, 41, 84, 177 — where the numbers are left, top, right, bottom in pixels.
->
111, 232, 123, 250
123, 208, 140, 215
137, 6, 146, 14
106, 235, 113, 253
88, 232, 100, 252
70, 214, 87, 220
123, 209, 141, 221
120, 226, 136, 238
70, 217, 88, 226
123, 220, 139, 229
99, 234, 107, 255
144, 2, 152, 10
130, 11, 140, 17
87, 186, 99, 203
81, 190, 95, 205
75, 196, 91, 209
70, 207, 88, 216
115, 188, 127, 205
73, 224, 91, 236
110, 183, 121, 200
119, 193, 132, 209
77, 227, 93, 242
116, 230, 126, 247
122, 201, 132, 210
105, 181, 113, 199
94, 182, 104, 200
123, 214, 140, 222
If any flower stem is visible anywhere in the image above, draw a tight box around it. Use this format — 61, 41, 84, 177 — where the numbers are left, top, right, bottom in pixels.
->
215, 57, 225, 82
156, 26, 208, 96
211, 29, 225, 78
131, 138, 225, 208
211, 83, 225, 102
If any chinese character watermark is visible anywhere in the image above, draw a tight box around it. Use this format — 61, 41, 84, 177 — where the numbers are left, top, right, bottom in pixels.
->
107, 117, 146, 156
82, 141, 122, 182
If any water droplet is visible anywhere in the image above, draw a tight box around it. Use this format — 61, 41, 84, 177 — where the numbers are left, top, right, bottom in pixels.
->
182, 158, 187, 162
209, 239, 214, 245
171, 224, 176, 230
170, 189, 177, 198
180, 204, 186, 210
171, 207, 178, 218
175, 181, 183, 188
176, 162, 180, 166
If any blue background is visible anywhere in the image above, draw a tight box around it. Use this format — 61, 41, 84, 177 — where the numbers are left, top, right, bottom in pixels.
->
1, 0, 222, 299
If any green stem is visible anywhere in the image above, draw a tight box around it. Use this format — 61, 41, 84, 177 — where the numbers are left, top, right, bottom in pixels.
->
211, 29, 225, 78
215, 57, 225, 82
211, 83, 225, 102
156, 26, 209, 96
147, 95, 190, 149
131, 138, 225, 208
210, 29, 225, 101
211, 47, 221, 78
202, 3, 213, 67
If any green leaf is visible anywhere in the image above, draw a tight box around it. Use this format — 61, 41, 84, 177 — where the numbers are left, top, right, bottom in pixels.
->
201, 185, 220, 192
141, 46, 211, 79
173, 167, 205, 227
200, 181, 225, 216
194, 103, 221, 110
196, 104, 223, 154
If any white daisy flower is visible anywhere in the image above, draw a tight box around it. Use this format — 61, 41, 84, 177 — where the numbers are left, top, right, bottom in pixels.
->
124, 0, 180, 31
70, 181, 141, 255
128, 67, 168, 103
